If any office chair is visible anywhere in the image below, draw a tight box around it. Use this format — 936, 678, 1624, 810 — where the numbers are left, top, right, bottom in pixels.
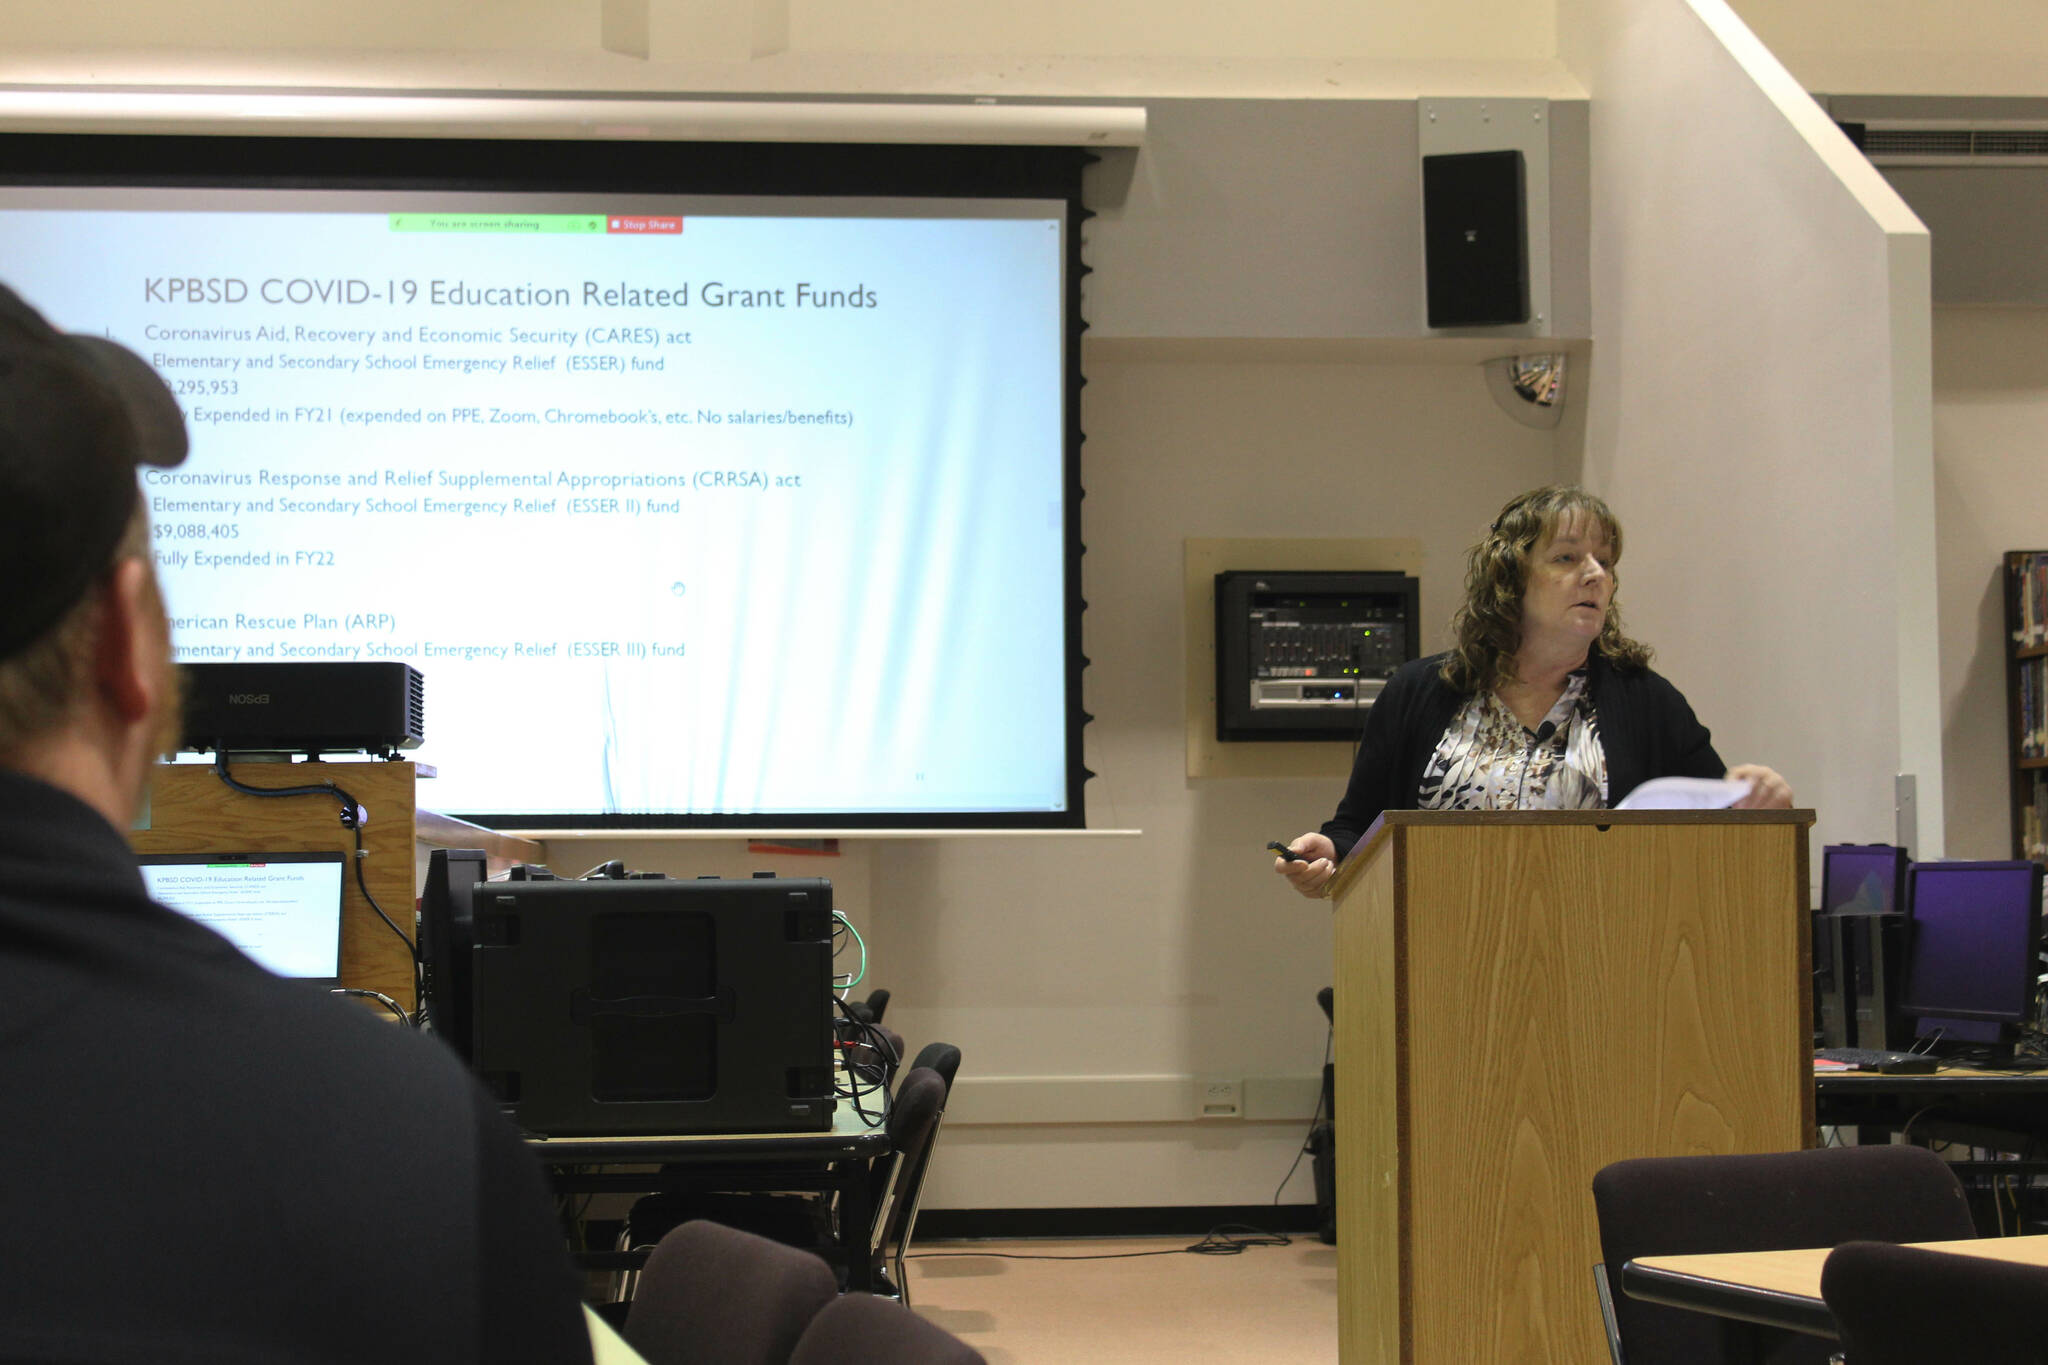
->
787, 1292, 986, 1365
623, 1219, 839, 1365
908, 1040, 961, 1095
1822, 1240, 2048, 1365
622, 1065, 947, 1302
861, 1065, 946, 1301
1591, 1145, 1976, 1365
875, 1048, 959, 1303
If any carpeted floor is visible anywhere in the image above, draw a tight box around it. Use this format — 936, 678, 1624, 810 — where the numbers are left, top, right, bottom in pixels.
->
905, 1235, 1339, 1364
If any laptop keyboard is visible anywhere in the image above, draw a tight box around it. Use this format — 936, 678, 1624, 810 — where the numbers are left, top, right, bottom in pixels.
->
1814, 1047, 1939, 1074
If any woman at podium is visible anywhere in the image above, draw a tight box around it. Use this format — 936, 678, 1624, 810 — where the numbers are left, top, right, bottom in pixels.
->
1276, 485, 1791, 899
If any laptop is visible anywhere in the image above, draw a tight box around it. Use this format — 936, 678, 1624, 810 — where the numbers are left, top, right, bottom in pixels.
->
137, 851, 348, 988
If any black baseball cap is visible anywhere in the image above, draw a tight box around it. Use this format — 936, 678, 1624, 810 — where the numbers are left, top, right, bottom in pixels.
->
0, 284, 188, 662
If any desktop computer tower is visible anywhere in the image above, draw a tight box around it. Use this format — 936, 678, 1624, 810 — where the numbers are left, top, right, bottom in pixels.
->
1818, 843, 1912, 1051
1839, 912, 1910, 1052
464, 873, 838, 1137
1813, 911, 1851, 1050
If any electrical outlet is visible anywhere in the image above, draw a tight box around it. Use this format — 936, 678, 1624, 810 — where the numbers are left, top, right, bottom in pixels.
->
1197, 1076, 1243, 1119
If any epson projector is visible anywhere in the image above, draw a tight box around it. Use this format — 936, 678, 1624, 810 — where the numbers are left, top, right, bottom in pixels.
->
180, 662, 425, 756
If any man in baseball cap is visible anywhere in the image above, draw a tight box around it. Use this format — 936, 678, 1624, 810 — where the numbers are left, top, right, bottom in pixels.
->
0, 281, 188, 657
0, 285, 592, 1363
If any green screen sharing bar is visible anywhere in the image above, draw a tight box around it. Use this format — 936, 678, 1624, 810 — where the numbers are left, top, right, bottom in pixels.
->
388, 214, 607, 233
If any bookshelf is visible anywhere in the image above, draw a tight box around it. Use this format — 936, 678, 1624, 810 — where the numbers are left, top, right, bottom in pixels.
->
2006, 550, 2048, 860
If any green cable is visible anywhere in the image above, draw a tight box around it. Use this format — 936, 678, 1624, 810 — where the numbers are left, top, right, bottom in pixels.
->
834, 912, 867, 989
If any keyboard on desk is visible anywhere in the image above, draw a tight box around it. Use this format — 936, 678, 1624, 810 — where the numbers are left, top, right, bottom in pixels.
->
1814, 1047, 1940, 1075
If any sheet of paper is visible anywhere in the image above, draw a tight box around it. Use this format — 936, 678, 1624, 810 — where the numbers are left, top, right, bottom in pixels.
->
1614, 776, 1752, 811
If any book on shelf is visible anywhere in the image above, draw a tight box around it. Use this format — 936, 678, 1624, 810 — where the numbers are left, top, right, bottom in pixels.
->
2027, 656, 2045, 760
2015, 551, 2048, 649
2025, 776, 2048, 863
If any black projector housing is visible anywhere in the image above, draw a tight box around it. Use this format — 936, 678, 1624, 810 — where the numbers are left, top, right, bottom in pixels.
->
180, 661, 425, 756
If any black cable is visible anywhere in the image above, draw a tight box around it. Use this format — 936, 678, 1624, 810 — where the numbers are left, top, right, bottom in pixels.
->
211, 752, 423, 1018
345, 821, 420, 969
909, 1223, 1292, 1262
831, 995, 896, 1129
1272, 1023, 1334, 1205
331, 987, 409, 1026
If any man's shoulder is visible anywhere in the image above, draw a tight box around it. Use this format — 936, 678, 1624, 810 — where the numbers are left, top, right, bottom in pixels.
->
221, 969, 479, 1104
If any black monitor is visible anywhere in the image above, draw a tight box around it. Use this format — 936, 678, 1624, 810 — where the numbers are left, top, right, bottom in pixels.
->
1900, 860, 2045, 1051
138, 851, 347, 988
418, 848, 490, 1060
1818, 844, 1911, 1049
1822, 844, 1907, 917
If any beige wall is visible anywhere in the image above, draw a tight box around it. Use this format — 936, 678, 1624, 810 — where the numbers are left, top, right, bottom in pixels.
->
4, 1, 595, 53
1934, 308, 2048, 860
1725, 0, 2048, 96
783, 0, 1554, 63
6, 0, 1554, 64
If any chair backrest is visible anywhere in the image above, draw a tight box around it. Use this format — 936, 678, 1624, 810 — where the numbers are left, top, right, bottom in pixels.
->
909, 1041, 961, 1096
623, 1219, 838, 1365
1823, 1240, 2048, 1365
787, 1292, 986, 1365
1591, 1145, 1975, 1365
883, 1046, 960, 1256
865, 1068, 945, 1253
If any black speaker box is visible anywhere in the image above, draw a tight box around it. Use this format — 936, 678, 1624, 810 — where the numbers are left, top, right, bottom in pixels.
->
468, 875, 837, 1136
1421, 149, 1531, 328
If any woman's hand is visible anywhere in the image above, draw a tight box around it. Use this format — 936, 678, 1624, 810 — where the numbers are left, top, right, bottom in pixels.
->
1276, 832, 1339, 899
1726, 764, 1793, 809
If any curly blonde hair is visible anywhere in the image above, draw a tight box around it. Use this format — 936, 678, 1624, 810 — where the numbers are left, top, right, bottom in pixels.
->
1439, 486, 1652, 694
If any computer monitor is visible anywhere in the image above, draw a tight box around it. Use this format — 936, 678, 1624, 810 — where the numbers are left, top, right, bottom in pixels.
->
418, 848, 490, 1061
1819, 844, 1910, 1049
137, 851, 347, 988
1822, 844, 1907, 917
1900, 860, 2045, 1051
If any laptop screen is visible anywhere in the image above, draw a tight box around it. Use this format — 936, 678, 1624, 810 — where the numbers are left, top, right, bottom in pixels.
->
138, 852, 347, 986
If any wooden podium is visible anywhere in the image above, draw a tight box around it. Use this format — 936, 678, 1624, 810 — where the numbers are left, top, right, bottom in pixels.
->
1330, 809, 1814, 1365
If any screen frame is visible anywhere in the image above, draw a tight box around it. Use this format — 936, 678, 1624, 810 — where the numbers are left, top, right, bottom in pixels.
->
1819, 842, 1907, 918
136, 849, 350, 988
0, 131, 1094, 830
1897, 859, 2045, 1027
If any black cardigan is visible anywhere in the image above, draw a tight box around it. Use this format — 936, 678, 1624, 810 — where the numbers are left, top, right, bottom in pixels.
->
1319, 650, 1727, 859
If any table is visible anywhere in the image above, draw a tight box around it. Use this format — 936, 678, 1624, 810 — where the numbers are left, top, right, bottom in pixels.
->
1815, 1066, 2048, 1143
585, 1306, 650, 1364
1622, 1233, 2048, 1338
532, 1104, 890, 1291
